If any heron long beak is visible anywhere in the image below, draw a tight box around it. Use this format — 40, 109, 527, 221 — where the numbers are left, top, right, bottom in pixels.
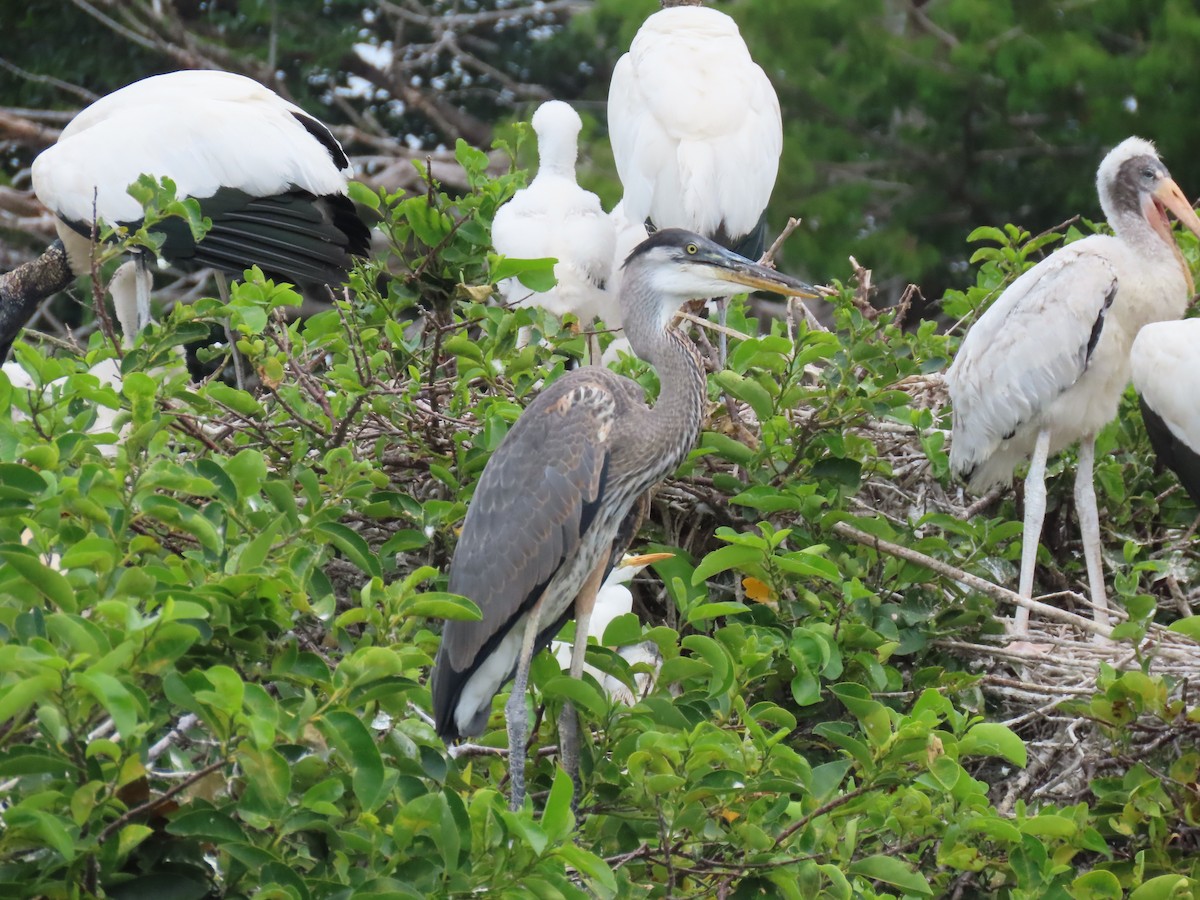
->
620, 551, 674, 568
1152, 178, 1200, 238
708, 248, 820, 298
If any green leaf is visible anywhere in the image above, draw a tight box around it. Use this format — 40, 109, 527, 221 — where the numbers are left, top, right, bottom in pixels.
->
713, 370, 774, 420
542, 675, 608, 719
541, 766, 575, 844
316, 522, 382, 578
406, 592, 482, 621
0, 547, 76, 611
686, 601, 751, 624
1129, 875, 1195, 900
74, 671, 139, 740
1070, 870, 1122, 900
681, 634, 734, 698
318, 710, 388, 812
847, 855, 932, 895
0, 464, 48, 500
692, 544, 762, 583
166, 808, 249, 843
556, 842, 618, 896
959, 722, 1027, 767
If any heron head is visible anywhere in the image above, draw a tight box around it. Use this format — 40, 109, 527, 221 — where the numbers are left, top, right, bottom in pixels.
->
622, 228, 817, 324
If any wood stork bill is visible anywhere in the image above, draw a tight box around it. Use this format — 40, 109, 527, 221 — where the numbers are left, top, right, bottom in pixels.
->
430, 229, 817, 810
29, 70, 371, 347
1131, 319, 1200, 507
608, 1, 783, 358
550, 551, 671, 704
946, 137, 1200, 637
491, 100, 615, 362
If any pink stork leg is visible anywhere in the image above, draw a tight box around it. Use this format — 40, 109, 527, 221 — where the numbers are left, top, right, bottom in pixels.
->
1074, 435, 1111, 635
1015, 429, 1052, 635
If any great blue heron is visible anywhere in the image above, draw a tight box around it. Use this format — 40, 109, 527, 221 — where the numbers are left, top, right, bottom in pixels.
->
947, 137, 1200, 636
492, 100, 615, 361
1131, 319, 1200, 507
607, 0, 783, 359
26, 70, 370, 359
430, 229, 816, 809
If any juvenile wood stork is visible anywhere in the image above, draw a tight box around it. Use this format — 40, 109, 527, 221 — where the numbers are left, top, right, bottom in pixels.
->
1131, 319, 1200, 506
28, 70, 370, 343
491, 100, 615, 359
430, 230, 816, 809
947, 137, 1200, 636
550, 550, 670, 704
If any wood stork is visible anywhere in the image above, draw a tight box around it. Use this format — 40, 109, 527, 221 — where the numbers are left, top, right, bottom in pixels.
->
429, 230, 816, 809
1131, 319, 1200, 507
550, 550, 670, 704
947, 137, 1200, 636
27, 70, 370, 345
491, 100, 615, 361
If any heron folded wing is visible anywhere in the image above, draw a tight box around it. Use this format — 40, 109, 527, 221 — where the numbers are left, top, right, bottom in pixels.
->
432, 369, 640, 736
946, 240, 1119, 481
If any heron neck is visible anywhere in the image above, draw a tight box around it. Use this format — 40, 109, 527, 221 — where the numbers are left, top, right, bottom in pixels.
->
626, 304, 706, 472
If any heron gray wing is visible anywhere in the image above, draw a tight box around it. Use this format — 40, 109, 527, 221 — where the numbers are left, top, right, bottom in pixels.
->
946, 239, 1118, 482
431, 368, 645, 734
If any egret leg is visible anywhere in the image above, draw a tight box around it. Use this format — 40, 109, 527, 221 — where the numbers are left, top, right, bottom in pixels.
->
1074, 436, 1111, 635
506, 604, 544, 811
558, 558, 606, 809
1015, 429, 1052, 635
214, 273, 247, 391
134, 252, 152, 334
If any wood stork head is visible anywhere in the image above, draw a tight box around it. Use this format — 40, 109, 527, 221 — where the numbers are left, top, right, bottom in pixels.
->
1097, 137, 1200, 246
531, 100, 582, 176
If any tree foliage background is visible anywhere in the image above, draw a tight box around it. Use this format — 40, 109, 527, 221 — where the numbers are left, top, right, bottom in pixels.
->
2, 1, 1200, 898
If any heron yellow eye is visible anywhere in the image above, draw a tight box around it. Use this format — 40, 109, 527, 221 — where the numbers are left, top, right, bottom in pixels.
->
686, 243, 698, 255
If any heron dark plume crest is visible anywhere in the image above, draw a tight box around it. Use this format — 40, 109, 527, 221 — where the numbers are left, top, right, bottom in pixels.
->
430, 229, 816, 809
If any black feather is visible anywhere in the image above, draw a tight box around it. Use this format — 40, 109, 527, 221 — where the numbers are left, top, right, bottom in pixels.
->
1140, 396, 1200, 507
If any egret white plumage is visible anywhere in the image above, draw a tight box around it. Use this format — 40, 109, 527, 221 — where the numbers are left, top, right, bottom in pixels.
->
608, 3, 781, 258
1131, 319, 1200, 507
947, 137, 1200, 636
430, 229, 817, 810
550, 551, 670, 704
491, 100, 615, 359
608, 1, 783, 359
29, 70, 370, 345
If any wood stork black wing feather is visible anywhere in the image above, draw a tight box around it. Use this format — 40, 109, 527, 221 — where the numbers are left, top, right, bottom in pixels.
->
1140, 397, 1200, 507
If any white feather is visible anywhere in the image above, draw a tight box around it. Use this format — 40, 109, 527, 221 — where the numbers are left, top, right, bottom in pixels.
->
1131, 319, 1200, 453
607, 6, 782, 241
492, 101, 616, 324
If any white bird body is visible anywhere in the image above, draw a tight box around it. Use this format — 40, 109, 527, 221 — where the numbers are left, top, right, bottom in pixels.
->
1131, 319, 1200, 504
948, 231, 1189, 490
492, 101, 615, 324
607, 6, 782, 248
4, 355, 125, 457
946, 136, 1200, 636
31, 70, 368, 286
551, 552, 665, 704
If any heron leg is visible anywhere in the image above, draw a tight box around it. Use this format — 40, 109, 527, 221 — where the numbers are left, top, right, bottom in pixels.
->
1015, 429, 1052, 635
1074, 436, 1111, 636
558, 557, 606, 811
506, 605, 543, 811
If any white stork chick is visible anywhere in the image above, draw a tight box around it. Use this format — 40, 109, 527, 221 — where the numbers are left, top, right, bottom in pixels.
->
551, 551, 670, 705
492, 100, 616, 357
947, 137, 1200, 637
1131, 319, 1200, 507
607, 3, 782, 260
31, 70, 370, 337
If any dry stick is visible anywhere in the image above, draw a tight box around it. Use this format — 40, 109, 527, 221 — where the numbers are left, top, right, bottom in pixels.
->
831, 520, 1115, 638
96, 757, 228, 845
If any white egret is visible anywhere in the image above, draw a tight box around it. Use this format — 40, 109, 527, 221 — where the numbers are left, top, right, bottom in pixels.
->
491, 100, 615, 361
